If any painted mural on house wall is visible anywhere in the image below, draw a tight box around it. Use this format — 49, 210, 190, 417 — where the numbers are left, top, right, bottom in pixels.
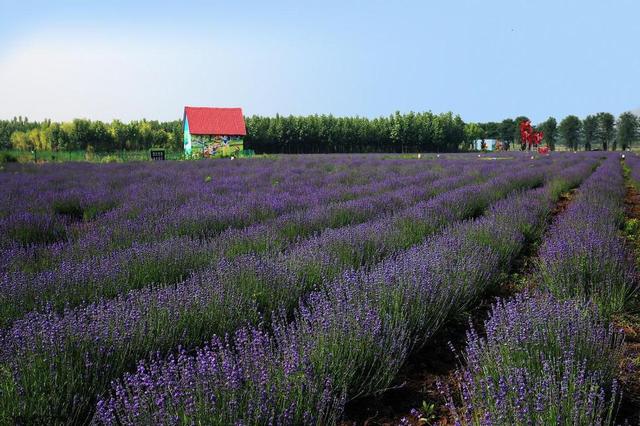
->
190, 135, 244, 157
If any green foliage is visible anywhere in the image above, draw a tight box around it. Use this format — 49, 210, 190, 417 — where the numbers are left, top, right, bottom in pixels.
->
595, 112, 616, 151
0, 152, 17, 163
463, 123, 484, 150
498, 118, 516, 143
52, 198, 84, 220
475, 112, 627, 152
470, 118, 525, 151
617, 111, 638, 150
390, 218, 439, 249
0, 116, 39, 150
1, 117, 182, 153
477, 121, 500, 139
100, 155, 120, 163
583, 115, 598, 151
559, 115, 582, 150
244, 111, 465, 153
624, 218, 640, 239
418, 401, 437, 424
0, 149, 185, 163
539, 117, 557, 150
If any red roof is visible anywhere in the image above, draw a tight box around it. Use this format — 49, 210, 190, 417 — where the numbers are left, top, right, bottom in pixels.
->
184, 106, 247, 136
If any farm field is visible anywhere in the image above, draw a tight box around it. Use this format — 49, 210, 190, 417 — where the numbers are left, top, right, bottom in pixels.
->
1, 152, 639, 425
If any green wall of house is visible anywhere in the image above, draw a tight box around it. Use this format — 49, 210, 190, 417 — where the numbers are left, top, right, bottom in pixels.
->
183, 117, 192, 155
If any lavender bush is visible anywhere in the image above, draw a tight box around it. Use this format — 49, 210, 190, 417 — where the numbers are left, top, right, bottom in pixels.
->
537, 156, 638, 317
444, 292, 623, 426
95, 327, 346, 426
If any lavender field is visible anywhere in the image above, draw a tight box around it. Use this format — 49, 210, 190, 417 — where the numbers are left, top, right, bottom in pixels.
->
1, 153, 638, 425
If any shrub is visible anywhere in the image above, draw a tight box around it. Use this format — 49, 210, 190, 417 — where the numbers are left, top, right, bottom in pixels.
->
0, 152, 18, 163
100, 155, 120, 163
52, 198, 84, 220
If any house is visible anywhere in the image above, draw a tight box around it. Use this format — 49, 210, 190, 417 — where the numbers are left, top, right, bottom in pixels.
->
183, 106, 247, 157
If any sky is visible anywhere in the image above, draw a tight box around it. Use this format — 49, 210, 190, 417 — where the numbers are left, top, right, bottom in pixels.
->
0, 0, 639, 123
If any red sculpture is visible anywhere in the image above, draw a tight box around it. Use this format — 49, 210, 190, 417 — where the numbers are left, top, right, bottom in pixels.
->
519, 120, 544, 151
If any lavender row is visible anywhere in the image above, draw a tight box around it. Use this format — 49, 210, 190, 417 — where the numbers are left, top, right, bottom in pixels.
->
208, 158, 560, 315
2, 157, 536, 326
0, 159, 573, 423
93, 177, 566, 424
226, 155, 592, 312
537, 155, 637, 317
1, 157, 442, 265
91, 158, 596, 425
184, 157, 586, 321
439, 156, 635, 425
0, 162, 491, 327
439, 293, 623, 425
289, 159, 595, 399
3, 156, 446, 273
1, 156, 414, 218
240, 165, 550, 313
625, 152, 640, 190
1, 159, 301, 246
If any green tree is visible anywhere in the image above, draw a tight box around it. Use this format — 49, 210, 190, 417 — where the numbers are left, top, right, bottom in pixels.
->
71, 119, 92, 150
595, 112, 615, 150
582, 115, 597, 151
27, 128, 46, 151
10, 131, 30, 150
616, 112, 638, 151
110, 120, 128, 152
90, 121, 113, 152
478, 122, 500, 139
539, 117, 557, 151
59, 122, 76, 151
464, 123, 484, 151
559, 115, 582, 150
498, 118, 515, 143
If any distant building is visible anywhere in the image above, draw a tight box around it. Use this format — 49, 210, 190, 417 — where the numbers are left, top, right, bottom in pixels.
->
183, 106, 247, 157
474, 139, 497, 151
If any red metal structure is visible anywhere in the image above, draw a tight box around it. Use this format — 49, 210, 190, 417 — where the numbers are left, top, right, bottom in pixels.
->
519, 120, 545, 151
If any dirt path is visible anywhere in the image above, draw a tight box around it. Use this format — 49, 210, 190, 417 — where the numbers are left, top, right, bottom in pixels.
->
340, 190, 577, 426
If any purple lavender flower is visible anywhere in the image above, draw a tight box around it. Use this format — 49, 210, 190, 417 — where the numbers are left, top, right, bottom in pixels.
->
447, 292, 623, 425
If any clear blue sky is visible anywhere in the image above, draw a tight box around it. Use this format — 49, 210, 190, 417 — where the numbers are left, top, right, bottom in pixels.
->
0, 0, 638, 123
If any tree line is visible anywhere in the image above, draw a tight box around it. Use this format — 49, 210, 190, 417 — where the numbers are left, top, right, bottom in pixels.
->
1, 117, 182, 152
0, 111, 637, 154
245, 112, 464, 153
471, 112, 639, 151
